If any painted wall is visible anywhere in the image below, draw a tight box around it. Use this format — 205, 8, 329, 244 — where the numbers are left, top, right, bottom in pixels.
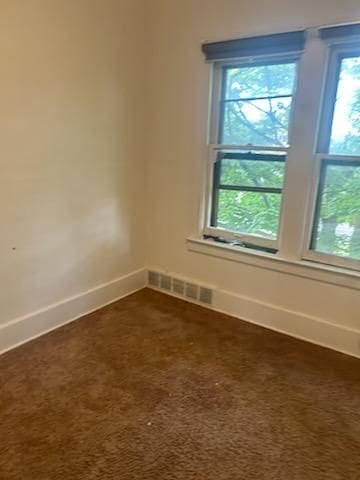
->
0, 0, 145, 325
1, 0, 359, 354
145, 0, 360, 334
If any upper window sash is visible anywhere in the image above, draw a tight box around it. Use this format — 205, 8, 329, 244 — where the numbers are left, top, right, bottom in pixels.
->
210, 56, 299, 148
317, 45, 360, 155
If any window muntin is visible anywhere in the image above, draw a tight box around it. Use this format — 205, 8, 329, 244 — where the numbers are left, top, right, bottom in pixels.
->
220, 61, 297, 147
310, 160, 360, 261
329, 55, 360, 156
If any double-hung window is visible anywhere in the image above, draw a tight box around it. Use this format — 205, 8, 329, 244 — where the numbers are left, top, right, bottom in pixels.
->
201, 24, 360, 272
306, 44, 360, 269
209, 58, 297, 251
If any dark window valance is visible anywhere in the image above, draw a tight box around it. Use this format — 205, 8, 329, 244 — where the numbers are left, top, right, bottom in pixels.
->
202, 30, 306, 62
319, 23, 360, 40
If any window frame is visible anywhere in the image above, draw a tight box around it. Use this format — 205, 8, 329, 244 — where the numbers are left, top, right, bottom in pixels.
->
204, 54, 300, 251
302, 44, 360, 271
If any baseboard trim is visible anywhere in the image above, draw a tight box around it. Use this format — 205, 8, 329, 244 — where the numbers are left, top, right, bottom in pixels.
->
0, 268, 147, 355
213, 288, 360, 359
147, 270, 360, 359
2, 266, 359, 360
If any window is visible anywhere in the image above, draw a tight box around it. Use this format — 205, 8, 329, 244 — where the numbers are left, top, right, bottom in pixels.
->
307, 48, 360, 269
202, 25, 360, 272
208, 59, 298, 250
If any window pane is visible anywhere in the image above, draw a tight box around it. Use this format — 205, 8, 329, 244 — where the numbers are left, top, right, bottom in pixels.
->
221, 97, 292, 146
312, 163, 360, 260
225, 63, 296, 100
216, 190, 281, 239
220, 159, 284, 188
329, 56, 360, 155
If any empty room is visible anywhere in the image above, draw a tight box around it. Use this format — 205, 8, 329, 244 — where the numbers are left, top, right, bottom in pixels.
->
1, 1, 360, 479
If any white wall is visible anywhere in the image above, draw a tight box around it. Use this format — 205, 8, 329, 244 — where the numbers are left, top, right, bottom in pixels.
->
145, 0, 360, 352
1, 0, 360, 356
0, 0, 146, 326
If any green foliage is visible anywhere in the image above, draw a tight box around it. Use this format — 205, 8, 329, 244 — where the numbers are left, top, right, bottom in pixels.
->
315, 165, 360, 259
222, 63, 295, 146
220, 159, 284, 188
217, 190, 281, 239
315, 57, 360, 259
330, 57, 360, 156
217, 159, 284, 238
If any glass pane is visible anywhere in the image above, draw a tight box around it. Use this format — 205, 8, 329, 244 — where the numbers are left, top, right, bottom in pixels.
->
221, 97, 292, 146
216, 190, 281, 239
312, 163, 360, 260
329, 56, 360, 155
220, 159, 284, 188
225, 63, 296, 100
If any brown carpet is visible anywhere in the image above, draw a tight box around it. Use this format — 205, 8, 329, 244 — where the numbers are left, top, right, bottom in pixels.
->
1, 288, 360, 480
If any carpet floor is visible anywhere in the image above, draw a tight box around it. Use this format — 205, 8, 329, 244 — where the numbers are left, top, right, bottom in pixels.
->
1, 288, 360, 479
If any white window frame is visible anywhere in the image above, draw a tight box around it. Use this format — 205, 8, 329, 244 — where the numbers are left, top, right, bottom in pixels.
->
302, 155, 360, 271
204, 54, 299, 251
302, 43, 360, 271
202, 28, 360, 273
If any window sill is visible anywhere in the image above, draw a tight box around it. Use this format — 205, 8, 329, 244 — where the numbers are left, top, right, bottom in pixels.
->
186, 236, 360, 290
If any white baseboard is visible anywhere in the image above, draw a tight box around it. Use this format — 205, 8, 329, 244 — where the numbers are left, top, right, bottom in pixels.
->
0, 268, 147, 355
213, 288, 360, 359
2, 266, 359, 360
147, 270, 360, 359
